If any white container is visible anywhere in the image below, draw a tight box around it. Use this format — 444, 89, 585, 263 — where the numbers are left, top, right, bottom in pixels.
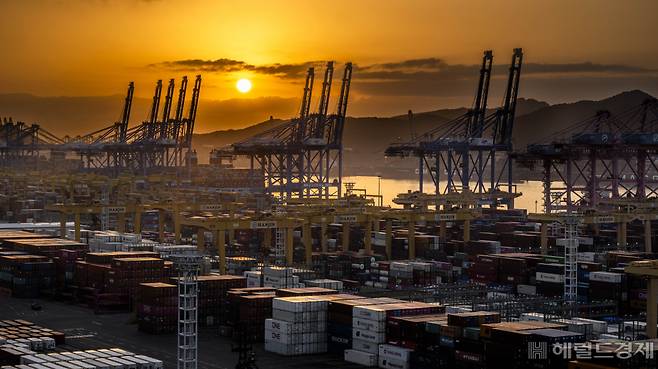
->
379, 355, 410, 369
107, 356, 137, 369
133, 355, 163, 369
517, 284, 537, 295
536, 272, 564, 283
353, 306, 387, 321
390, 262, 413, 272
520, 313, 545, 322
47, 362, 78, 369
589, 272, 623, 283
578, 252, 596, 262
265, 319, 293, 334
46, 353, 69, 362
71, 352, 95, 360
572, 317, 608, 334
344, 349, 377, 367
94, 358, 124, 369
120, 356, 149, 368
21, 355, 46, 364
556, 319, 593, 338
353, 328, 386, 343
352, 339, 379, 354
69, 360, 96, 369
265, 341, 327, 356
35, 354, 58, 363
265, 329, 322, 344
83, 359, 111, 369
353, 317, 386, 332
379, 344, 412, 362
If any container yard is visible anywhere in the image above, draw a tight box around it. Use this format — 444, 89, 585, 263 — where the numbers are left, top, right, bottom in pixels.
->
2, 2, 658, 368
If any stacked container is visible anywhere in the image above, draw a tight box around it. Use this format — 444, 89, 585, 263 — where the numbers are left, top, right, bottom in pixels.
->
0, 254, 54, 298
349, 302, 443, 365
327, 297, 395, 354
136, 282, 177, 334
378, 344, 413, 369
265, 296, 330, 355
263, 266, 300, 288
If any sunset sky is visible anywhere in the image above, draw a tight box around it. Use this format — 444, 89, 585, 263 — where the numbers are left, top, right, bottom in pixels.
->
1, 0, 657, 133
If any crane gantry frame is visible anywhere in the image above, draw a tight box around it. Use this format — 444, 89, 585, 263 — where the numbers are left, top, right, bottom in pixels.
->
233, 62, 353, 199
386, 49, 523, 208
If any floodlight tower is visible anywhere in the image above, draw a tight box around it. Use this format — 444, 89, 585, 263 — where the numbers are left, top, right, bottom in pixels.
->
173, 254, 202, 369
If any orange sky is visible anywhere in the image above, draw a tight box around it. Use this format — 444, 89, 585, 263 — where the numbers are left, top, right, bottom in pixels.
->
1, 0, 657, 132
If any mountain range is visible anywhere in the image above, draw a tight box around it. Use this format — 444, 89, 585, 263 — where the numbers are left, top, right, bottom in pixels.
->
193, 90, 655, 177
1, 89, 654, 178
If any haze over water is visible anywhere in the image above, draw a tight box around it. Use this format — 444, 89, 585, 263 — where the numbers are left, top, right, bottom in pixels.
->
344, 176, 544, 211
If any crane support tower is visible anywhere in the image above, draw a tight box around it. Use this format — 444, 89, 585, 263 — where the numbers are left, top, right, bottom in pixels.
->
0, 117, 64, 167
63, 76, 202, 175
172, 254, 202, 369
233, 62, 353, 199
386, 49, 523, 208
515, 97, 658, 212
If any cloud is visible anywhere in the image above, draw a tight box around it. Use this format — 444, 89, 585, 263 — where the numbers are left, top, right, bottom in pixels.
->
149, 56, 658, 107
349, 59, 657, 98
149, 59, 326, 79
361, 58, 447, 71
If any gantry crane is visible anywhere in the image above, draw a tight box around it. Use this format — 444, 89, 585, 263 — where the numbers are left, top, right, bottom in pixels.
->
64, 76, 202, 174
0, 117, 65, 167
625, 260, 658, 338
529, 205, 658, 315
386, 49, 523, 207
233, 62, 353, 199
516, 98, 658, 213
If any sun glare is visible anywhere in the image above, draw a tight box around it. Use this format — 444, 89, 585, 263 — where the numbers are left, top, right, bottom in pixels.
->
236, 78, 252, 93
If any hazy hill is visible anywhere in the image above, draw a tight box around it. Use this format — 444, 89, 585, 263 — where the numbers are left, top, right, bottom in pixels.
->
0, 93, 297, 136
191, 97, 551, 173
512, 90, 655, 147
191, 91, 655, 176
1, 89, 654, 177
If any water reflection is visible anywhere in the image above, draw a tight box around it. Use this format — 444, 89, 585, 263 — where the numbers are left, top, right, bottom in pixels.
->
343, 176, 544, 211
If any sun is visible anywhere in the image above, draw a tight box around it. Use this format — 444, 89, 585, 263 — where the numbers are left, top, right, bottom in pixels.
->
236, 78, 252, 93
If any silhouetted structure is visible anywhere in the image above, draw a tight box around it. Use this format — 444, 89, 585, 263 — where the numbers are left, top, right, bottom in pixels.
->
233, 62, 352, 199
386, 49, 523, 207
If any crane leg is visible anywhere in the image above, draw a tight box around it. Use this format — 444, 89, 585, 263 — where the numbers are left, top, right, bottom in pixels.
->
385, 220, 392, 260
540, 223, 548, 255
321, 223, 328, 253
117, 213, 126, 233
59, 213, 66, 238
439, 221, 447, 241
285, 227, 294, 266
645, 220, 652, 253
197, 228, 205, 253
303, 223, 312, 267
74, 212, 81, 242
364, 220, 372, 255
342, 223, 350, 252
215, 230, 226, 274
228, 229, 235, 248
158, 210, 165, 242
408, 221, 415, 259
134, 210, 142, 235
647, 278, 658, 339
463, 219, 471, 242
617, 222, 627, 249
174, 213, 181, 244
